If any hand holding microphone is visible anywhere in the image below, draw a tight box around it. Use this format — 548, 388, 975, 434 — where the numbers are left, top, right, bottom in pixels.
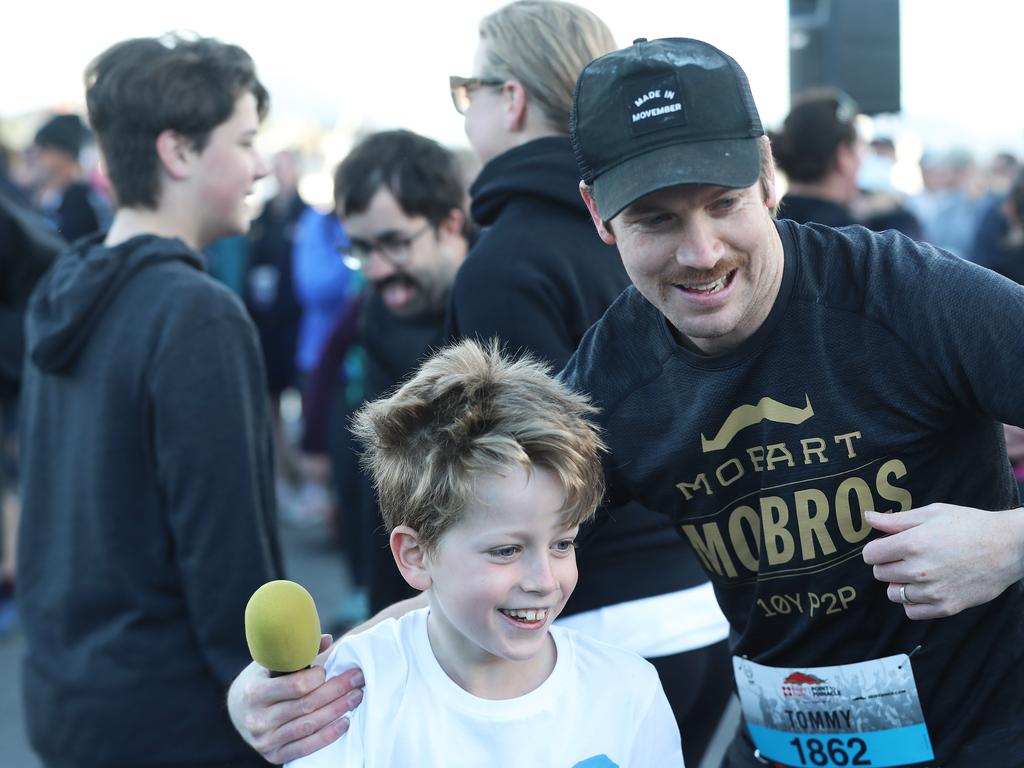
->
230, 580, 364, 762
245, 579, 323, 676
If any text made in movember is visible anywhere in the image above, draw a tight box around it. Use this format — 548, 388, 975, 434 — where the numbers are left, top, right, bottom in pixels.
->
674, 433, 912, 580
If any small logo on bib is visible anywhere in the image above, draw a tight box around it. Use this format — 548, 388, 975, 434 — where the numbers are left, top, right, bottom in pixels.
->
783, 671, 842, 698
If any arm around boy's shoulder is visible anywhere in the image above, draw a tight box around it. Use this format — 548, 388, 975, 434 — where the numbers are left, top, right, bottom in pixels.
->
286, 614, 413, 768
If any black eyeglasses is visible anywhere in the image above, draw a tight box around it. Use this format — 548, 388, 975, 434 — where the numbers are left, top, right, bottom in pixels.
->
338, 223, 433, 269
449, 75, 505, 115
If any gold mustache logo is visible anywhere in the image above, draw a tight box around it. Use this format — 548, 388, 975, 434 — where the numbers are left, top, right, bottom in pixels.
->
701, 395, 814, 453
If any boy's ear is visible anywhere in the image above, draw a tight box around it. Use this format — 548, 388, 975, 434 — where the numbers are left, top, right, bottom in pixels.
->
155, 129, 195, 181
390, 526, 432, 592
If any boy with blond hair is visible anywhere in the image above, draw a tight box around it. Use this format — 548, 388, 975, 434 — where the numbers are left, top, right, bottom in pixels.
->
286, 339, 683, 767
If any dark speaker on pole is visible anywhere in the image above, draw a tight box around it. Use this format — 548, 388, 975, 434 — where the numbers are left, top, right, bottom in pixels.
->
789, 0, 901, 115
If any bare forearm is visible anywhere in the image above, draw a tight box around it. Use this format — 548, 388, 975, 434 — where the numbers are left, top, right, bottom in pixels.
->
343, 592, 428, 638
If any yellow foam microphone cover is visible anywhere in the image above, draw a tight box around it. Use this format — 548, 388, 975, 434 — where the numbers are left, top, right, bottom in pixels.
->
245, 580, 322, 674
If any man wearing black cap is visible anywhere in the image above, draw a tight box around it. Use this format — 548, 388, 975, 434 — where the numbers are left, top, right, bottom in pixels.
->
216, 36, 1024, 768
561, 37, 1024, 768
32, 113, 110, 241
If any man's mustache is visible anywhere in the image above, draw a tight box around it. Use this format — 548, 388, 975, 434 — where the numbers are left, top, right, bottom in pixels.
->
373, 273, 417, 293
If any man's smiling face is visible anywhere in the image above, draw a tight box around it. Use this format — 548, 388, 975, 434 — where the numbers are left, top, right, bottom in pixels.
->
582, 173, 784, 355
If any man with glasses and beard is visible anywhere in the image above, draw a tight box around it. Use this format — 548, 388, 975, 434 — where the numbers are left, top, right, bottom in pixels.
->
296, 129, 472, 630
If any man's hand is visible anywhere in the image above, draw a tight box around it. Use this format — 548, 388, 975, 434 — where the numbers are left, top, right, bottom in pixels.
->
863, 505, 1024, 620
228, 634, 364, 764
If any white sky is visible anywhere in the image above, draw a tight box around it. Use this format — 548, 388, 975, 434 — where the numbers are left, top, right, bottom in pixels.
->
3, 1, 1022, 160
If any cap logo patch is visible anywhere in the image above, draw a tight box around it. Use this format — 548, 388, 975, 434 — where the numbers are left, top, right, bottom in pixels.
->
627, 74, 686, 136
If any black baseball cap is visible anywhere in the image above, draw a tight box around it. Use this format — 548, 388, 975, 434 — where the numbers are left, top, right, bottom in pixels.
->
570, 37, 765, 221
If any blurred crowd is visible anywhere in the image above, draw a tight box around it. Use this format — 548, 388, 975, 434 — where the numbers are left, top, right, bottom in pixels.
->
2, 3, 1024, 767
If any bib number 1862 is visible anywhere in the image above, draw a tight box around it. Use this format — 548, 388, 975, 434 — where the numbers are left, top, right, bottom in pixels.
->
788, 736, 871, 766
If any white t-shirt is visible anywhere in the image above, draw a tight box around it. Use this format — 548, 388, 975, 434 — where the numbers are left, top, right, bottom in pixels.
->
287, 607, 684, 768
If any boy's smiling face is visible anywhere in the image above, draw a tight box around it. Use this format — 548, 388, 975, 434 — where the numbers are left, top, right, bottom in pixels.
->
417, 464, 579, 695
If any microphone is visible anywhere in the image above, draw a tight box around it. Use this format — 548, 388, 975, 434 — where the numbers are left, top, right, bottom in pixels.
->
245, 580, 322, 676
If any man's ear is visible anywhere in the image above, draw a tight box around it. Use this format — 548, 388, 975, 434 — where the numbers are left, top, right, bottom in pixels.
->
761, 158, 779, 211
390, 526, 433, 592
155, 129, 194, 181
579, 182, 617, 245
502, 80, 529, 133
438, 207, 466, 239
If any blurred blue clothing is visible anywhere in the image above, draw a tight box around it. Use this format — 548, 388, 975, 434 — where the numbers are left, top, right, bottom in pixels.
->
244, 191, 307, 395
292, 208, 357, 374
909, 190, 983, 259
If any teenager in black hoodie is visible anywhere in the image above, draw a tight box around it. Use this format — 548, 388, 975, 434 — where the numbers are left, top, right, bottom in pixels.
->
19, 35, 282, 768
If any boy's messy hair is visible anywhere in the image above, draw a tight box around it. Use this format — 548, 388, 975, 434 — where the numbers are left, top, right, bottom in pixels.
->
351, 339, 606, 554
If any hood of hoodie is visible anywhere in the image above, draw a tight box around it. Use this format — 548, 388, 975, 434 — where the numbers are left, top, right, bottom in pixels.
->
469, 136, 587, 227
27, 234, 203, 373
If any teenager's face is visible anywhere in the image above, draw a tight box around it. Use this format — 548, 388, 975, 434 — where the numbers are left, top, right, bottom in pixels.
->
193, 92, 268, 244
584, 175, 784, 355
424, 465, 579, 686
343, 188, 460, 317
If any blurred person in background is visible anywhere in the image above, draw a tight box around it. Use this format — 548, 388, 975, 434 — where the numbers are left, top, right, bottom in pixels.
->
0, 175, 64, 637
31, 112, 111, 241
909, 147, 983, 258
245, 149, 309, 503
770, 87, 862, 228
299, 129, 472, 630
228, 3, 733, 765
984, 151, 1020, 197
991, 168, 1024, 499
969, 151, 1023, 269
288, 203, 359, 525
852, 136, 922, 239
18, 34, 282, 768
0, 140, 33, 203
989, 166, 1024, 284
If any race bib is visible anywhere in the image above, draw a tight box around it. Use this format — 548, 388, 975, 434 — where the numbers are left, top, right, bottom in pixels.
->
733, 655, 935, 767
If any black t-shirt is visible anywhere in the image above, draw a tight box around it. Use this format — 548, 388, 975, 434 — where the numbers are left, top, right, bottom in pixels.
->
562, 219, 1024, 764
